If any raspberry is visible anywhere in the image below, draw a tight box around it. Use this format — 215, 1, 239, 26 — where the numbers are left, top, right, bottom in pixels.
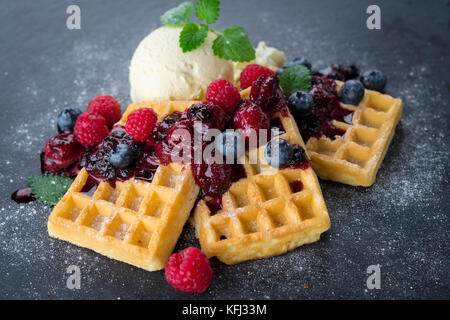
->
233, 100, 270, 144
125, 108, 158, 142
74, 112, 109, 147
240, 64, 274, 90
86, 95, 122, 128
206, 79, 241, 114
249, 74, 279, 109
165, 247, 213, 293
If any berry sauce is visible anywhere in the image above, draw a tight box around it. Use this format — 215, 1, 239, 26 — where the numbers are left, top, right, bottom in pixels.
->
23, 77, 294, 211
286, 145, 310, 170
11, 187, 36, 203
81, 126, 142, 186
289, 180, 304, 193
41, 132, 86, 178
296, 76, 353, 141
202, 164, 247, 214
313, 64, 360, 82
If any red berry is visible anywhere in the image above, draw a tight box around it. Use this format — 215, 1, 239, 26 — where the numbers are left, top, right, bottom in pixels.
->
240, 64, 274, 90
74, 112, 109, 147
206, 79, 241, 114
250, 74, 279, 109
125, 108, 158, 142
165, 247, 213, 294
233, 100, 270, 143
43, 132, 85, 174
87, 95, 122, 128
192, 161, 233, 197
185, 102, 227, 133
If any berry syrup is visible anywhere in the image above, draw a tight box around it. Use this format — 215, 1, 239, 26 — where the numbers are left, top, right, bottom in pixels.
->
11, 187, 36, 203
296, 76, 353, 141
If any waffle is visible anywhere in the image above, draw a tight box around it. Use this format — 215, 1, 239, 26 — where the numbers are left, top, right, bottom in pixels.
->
48, 101, 200, 271
192, 89, 330, 264
306, 81, 402, 186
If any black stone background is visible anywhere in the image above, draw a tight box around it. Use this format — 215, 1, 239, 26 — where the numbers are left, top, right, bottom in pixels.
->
0, 0, 448, 299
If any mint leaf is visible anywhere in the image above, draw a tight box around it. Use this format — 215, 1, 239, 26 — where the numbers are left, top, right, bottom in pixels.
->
212, 26, 255, 62
179, 23, 209, 52
196, 0, 220, 24
278, 65, 311, 96
28, 175, 73, 206
161, 1, 194, 26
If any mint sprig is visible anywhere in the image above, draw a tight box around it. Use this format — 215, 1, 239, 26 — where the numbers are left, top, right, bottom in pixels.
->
160, 1, 194, 26
161, 0, 255, 62
196, 0, 220, 24
279, 65, 311, 96
180, 23, 209, 52
28, 175, 73, 206
212, 26, 255, 62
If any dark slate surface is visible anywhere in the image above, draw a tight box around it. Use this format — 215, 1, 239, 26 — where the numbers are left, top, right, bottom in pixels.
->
0, 0, 448, 300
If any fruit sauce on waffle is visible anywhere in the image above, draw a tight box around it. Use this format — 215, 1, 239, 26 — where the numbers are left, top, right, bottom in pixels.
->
296, 76, 353, 141
16, 74, 305, 206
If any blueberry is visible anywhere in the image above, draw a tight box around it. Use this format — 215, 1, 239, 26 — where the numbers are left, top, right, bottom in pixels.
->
288, 91, 314, 117
339, 80, 365, 105
57, 108, 82, 132
265, 138, 293, 169
215, 131, 245, 162
287, 57, 312, 70
110, 144, 136, 168
290, 145, 307, 166
360, 69, 386, 92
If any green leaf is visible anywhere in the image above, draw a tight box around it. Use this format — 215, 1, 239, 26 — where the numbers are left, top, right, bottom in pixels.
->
278, 65, 311, 96
161, 1, 194, 26
196, 0, 220, 24
212, 26, 256, 62
28, 175, 73, 206
179, 23, 209, 52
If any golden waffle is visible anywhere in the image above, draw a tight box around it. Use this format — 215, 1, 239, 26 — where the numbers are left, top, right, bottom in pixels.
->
48, 101, 200, 271
193, 89, 330, 264
306, 81, 402, 186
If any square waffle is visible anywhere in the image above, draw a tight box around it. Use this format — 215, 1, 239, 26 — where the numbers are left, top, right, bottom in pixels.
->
48, 101, 200, 271
193, 89, 330, 264
306, 81, 402, 186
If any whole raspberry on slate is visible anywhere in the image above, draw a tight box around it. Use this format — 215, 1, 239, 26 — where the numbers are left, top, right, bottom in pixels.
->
165, 247, 213, 294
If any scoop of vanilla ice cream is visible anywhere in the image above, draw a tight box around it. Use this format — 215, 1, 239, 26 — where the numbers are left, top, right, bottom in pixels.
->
233, 41, 286, 84
129, 27, 234, 102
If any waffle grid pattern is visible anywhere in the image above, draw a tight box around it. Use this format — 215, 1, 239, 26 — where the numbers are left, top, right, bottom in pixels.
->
48, 101, 200, 271
306, 81, 402, 186
193, 101, 330, 264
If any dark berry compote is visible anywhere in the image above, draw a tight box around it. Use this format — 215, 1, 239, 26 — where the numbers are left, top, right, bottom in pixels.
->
295, 76, 353, 141
81, 125, 160, 186
312, 64, 359, 81
41, 131, 86, 178
287, 145, 310, 170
